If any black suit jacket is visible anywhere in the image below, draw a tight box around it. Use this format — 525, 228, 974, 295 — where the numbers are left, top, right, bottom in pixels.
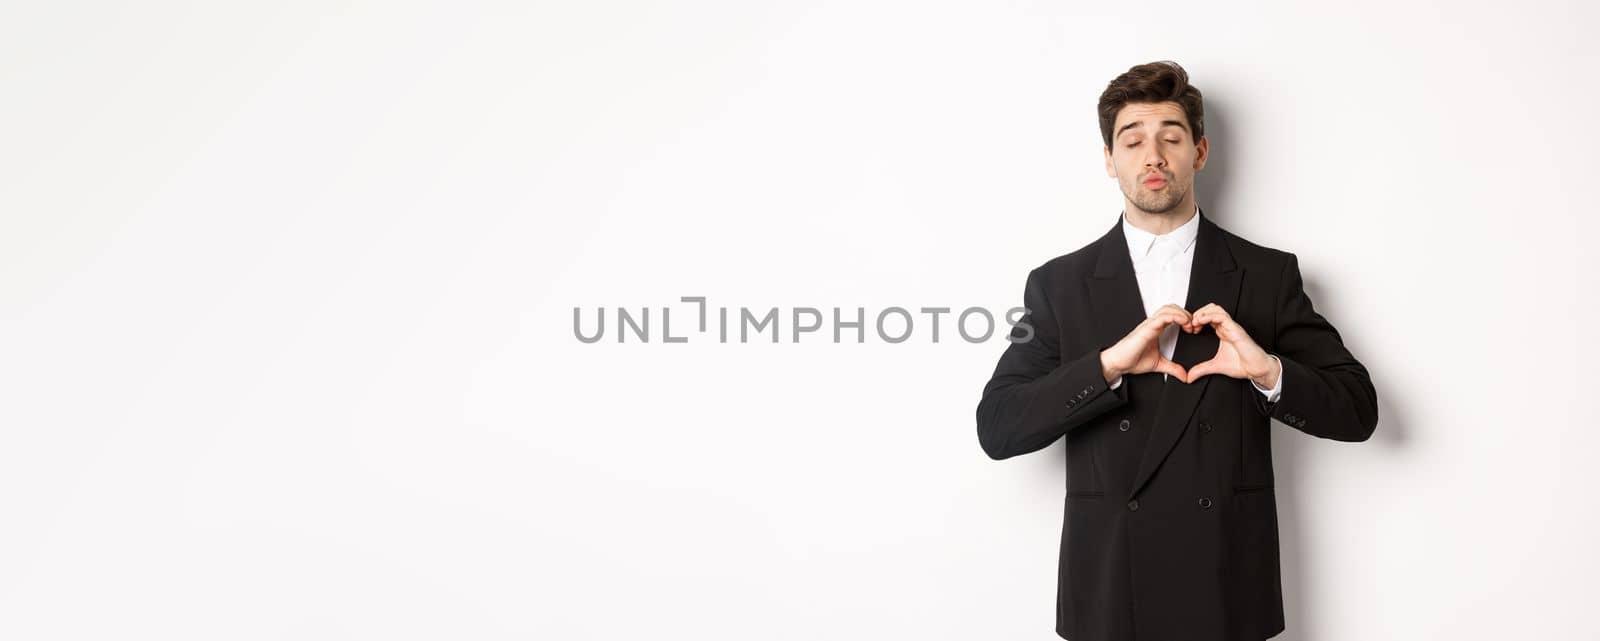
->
975, 208, 1378, 641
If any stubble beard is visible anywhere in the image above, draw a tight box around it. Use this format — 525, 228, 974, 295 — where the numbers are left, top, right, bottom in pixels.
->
1126, 180, 1188, 216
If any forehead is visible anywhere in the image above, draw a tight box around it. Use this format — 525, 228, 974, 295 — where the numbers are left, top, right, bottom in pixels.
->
1114, 102, 1189, 134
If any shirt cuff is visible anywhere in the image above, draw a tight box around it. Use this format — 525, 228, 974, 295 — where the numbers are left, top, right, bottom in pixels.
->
1251, 354, 1283, 402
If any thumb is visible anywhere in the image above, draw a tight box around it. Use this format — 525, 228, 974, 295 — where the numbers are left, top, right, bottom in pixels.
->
1187, 358, 1217, 383
1155, 358, 1188, 382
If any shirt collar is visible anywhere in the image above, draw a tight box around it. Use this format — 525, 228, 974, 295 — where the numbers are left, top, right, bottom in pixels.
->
1122, 204, 1201, 258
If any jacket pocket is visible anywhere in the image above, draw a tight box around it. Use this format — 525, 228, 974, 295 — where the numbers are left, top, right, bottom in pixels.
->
1232, 484, 1273, 496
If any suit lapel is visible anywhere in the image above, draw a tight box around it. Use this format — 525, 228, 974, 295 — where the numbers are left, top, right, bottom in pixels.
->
1086, 215, 1149, 357
1081, 207, 1247, 499
1125, 207, 1243, 500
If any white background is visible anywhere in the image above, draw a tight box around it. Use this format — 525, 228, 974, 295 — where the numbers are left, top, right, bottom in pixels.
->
2, 1, 1596, 639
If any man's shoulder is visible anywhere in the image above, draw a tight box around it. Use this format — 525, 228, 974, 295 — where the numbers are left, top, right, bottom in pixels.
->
1211, 220, 1296, 274
1027, 237, 1103, 283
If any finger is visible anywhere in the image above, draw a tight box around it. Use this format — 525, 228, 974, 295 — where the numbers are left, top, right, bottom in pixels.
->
1199, 311, 1239, 339
1153, 306, 1190, 326
1191, 307, 1232, 333
1142, 309, 1188, 336
1155, 358, 1188, 381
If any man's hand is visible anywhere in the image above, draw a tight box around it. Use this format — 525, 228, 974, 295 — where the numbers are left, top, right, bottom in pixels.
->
1099, 304, 1192, 383
1183, 303, 1280, 388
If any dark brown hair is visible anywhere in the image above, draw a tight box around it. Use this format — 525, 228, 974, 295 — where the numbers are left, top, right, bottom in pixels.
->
1097, 61, 1205, 150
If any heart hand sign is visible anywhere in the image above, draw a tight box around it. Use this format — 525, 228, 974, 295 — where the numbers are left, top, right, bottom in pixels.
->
1182, 303, 1280, 388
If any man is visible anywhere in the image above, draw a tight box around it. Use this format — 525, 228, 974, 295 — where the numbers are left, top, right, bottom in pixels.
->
974, 61, 1379, 641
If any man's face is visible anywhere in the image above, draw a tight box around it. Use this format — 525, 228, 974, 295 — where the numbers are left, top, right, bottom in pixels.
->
1103, 101, 1208, 216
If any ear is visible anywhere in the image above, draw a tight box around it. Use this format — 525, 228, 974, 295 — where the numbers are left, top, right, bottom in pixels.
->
1104, 145, 1116, 178
1193, 135, 1209, 171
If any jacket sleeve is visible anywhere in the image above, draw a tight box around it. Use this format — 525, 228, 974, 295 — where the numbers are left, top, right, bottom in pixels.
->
976, 267, 1129, 460
1251, 253, 1380, 442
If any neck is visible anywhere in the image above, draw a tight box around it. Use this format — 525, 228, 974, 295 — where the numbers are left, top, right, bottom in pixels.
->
1123, 198, 1198, 235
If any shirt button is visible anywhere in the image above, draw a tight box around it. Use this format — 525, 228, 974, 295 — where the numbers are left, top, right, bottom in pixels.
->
1118, 419, 1131, 431
1127, 499, 1140, 512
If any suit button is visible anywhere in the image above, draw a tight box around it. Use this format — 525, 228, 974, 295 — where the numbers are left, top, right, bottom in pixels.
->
1127, 499, 1140, 511
1200, 421, 1212, 433
1198, 497, 1213, 509
1118, 419, 1131, 431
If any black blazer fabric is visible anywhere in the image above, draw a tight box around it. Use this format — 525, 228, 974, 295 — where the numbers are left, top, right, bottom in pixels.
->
976, 209, 1378, 641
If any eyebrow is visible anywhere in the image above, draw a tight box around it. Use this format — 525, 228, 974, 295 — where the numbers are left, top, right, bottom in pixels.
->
1116, 119, 1189, 138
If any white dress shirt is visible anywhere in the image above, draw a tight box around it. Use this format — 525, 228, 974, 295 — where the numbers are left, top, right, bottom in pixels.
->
1106, 205, 1282, 402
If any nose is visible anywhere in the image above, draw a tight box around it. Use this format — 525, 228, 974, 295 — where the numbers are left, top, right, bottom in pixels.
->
1143, 147, 1167, 172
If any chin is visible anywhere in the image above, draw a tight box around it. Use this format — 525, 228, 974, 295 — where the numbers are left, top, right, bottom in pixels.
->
1133, 199, 1184, 214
